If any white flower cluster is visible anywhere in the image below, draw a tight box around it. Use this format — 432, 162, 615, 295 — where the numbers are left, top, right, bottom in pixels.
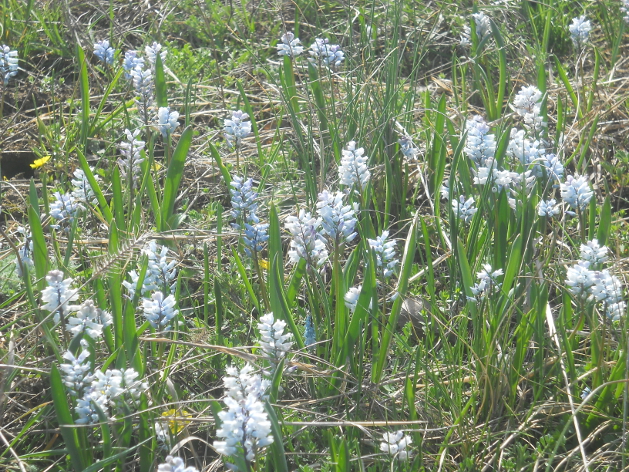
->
60, 341, 93, 397
224, 110, 252, 149
94, 39, 115, 65
560, 174, 593, 214
380, 431, 412, 460
157, 456, 198, 472
41, 270, 80, 323
118, 128, 146, 184
123, 42, 166, 120
142, 291, 179, 331
66, 300, 112, 339
123, 241, 178, 299
622, 0, 629, 24
367, 230, 399, 278
70, 168, 98, 205
511, 85, 545, 132
460, 12, 491, 47
156, 106, 180, 138
452, 195, 477, 224
339, 141, 371, 191
49, 191, 85, 230
230, 176, 269, 258
0, 44, 18, 85
277, 32, 304, 57
538, 198, 560, 218
316, 190, 359, 245
309, 37, 344, 67
565, 239, 625, 321
465, 115, 496, 167
285, 209, 328, 268
569, 16, 592, 50
15, 226, 34, 276
213, 365, 274, 467
258, 313, 294, 368
469, 264, 504, 301
398, 135, 419, 160
75, 366, 148, 424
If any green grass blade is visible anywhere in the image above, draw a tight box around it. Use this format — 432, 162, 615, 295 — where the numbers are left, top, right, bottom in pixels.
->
160, 126, 193, 231
77, 149, 113, 223
50, 365, 86, 471
155, 53, 168, 108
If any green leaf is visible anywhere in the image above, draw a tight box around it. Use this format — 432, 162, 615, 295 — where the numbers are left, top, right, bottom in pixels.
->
50, 365, 86, 471
270, 253, 304, 349
77, 45, 90, 150
597, 197, 611, 246
77, 149, 113, 223
154, 53, 168, 108
28, 205, 48, 288
161, 126, 193, 231
265, 400, 289, 472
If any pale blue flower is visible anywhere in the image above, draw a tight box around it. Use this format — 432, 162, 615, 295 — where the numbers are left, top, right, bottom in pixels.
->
156, 107, 180, 137
145, 41, 167, 66
0, 45, 18, 85
452, 195, 477, 224
285, 209, 328, 268
560, 174, 592, 212
316, 190, 358, 245
309, 38, 344, 67
569, 16, 592, 50
368, 230, 398, 278
277, 32, 304, 57
243, 222, 269, 257
94, 40, 115, 65
118, 129, 145, 182
157, 456, 199, 472
224, 110, 252, 148
339, 141, 370, 190
258, 313, 293, 366
60, 343, 93, 397
538, 199, 560, 218
398, 135, 419, 160
15, 226, 33, 276
123, 50, 144, 78
304, 315, 315, 349
49, 192, 84, 230
566, 260, 596, 298
41, 270, 79, 323
580, 239, 608, 265
230, 176, 259, 227
512, 85, 545, 131
380, 431, 412, 461
65, 300, 108, 339
143, 291, 178, 330
464, 115, 496, 166
471, 12, 491, 41
75, 389, 109, 425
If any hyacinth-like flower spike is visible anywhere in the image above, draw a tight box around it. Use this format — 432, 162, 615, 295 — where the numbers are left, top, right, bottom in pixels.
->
15, 226, 34, 276
560, 174, 593, 213
398, 135, 419, 160
130, 66, 154, 120
464, 115, 496, 167
316, 190, 359, 246
49, 191, 84, 230
157, 456, 199, 472
512, 85, 545, 132
277, 32, 304, 57
304, 314, 316, 349
230, 176, 259, 228
258, 313, 294, 368
118, 129, 146, 184
538, 199, 560, 218
41, 270, 79, 324
243, 222, 269, 257
224, 110, 252, 149
71, 168, 98, 205
145, 42, 167, 66
0, 45, 18, 85
143, 291, 179, 330
471, 12, 491, 42
285, 209, 328, 268
123, 50, 144, 78
569, 16, 592, 50
59, 341, 93, 397
66, 299, 111, 340
380, 431, 412, 460
623, 0, 629, 24
156, 107, 180, 138
309, 38, 344, 67
94, 40, 115, 65
580, 239, 608, 265
144, 240, 178, 294
214, 365, 273, 468
452, 195, 477, 225
339, 141, 370, 192
367, 230, 399, 278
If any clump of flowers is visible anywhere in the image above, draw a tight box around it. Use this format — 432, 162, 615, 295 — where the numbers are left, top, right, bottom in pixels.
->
538, 199, 560, 218
560, 174, 593, 213
368, 230, 399, 278
122, 241, 178, 300
123, 50, 144, 78
157, 456, 198, 472
213, 364, 274, 469
304, 315, 316, 349
569, 15, 592, 50
380, 431, 412, 460
145, 41, 167, 67
130, 66, 154, 120
309, 38, 344, 67
339, 141, 370, 191
65, 300, 112, 340
277, 32, 304, 57
511, 85, 545, 132
70, 168, 98, 205
94, 40, 115, 65
0, 45, 18, 85
49, 191, 84, 230
469, 264, 504, 301
258, 313, 294, 371
41, 270, 79, 323
118, 129, 146, 184
316, 190, 359, 246
460, 12, 491, 46
60, 341, 93, 397
230, 176, 260, 228
15, 226, 33, 276
143, 291, 179, 331
224, 110, 252, 149
452, 195, 477, 224
398, 135, 419, 160
156, 107, 180, 138
285, 209, 328, 268
464, 115, 496, 167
